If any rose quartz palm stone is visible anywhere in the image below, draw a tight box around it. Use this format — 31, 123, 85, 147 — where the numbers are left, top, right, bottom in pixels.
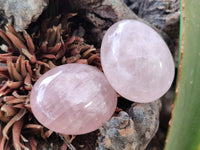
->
101, 20, 175, 103
30, 64, 117, 135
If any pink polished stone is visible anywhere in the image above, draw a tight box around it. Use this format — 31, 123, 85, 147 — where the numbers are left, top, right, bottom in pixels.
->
101, 20, 175, 103
30, 63, 117, 135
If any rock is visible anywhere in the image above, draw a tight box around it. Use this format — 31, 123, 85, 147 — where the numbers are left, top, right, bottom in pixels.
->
128, 100, 161, 149
68, 0, 171, 49
69, 0, 138, 30
0, 0, 48, 31
0, 11, 8, 29
30, 63, 117, 135
68, 0, 139, 48
123, 0, 180, 31
98, 100, 161, 150
101, 20, 175, 103
123, 0, 180, 66
98, 111, 138, 150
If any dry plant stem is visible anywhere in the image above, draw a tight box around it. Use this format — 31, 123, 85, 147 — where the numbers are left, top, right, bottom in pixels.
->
0, 89, 12, 98
6, 25, 25, 42
20, 134, 28, 142
0, 124, 4, 148
25, 60, 32, 76
5, 99, 25, 105
28, 137, 37, 150
28, 139, 36, 150
61, 143, 68, 150
23, 31, 35, 54
0, 29, 13, 49
16, 56, 22, 73
1, 104, 17, 116
20, 57, 28, 78
12, 91, 28, 99
49, 42, 61, 53
0, 13, 102, 149
7, 81, 23, 89
19, 143, 30, 150
22, 48, 37, 64
6, 32, 27, 54
2, 109, 26, 139
44, 130, 53, 138
7, 58, 23, 81
59, 134, 76, 150
13, 103, 25, 109
0, 111, 11, 122
3, 96, 15, 102
24, 124, 43, 130
12, 119, 24, 150
0, 136, 6, 150
0, 66, 9, 79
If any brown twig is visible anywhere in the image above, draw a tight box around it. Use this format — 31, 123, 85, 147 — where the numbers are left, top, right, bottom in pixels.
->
2, 109, 26, 139
59, 134, 76, 150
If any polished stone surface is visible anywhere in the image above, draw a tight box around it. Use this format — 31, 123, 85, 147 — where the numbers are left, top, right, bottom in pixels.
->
30, 63, 117, 135
101, 20, 174, 103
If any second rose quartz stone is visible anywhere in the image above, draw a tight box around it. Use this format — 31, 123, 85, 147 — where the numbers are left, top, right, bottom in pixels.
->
30, 64, 117, 135
101, 20, 175, 103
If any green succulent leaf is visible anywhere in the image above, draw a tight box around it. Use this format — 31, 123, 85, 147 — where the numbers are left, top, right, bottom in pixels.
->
165, 0, 200, 150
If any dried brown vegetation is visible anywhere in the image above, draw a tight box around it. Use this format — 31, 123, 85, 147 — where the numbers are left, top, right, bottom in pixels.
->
0, 14, 101, 149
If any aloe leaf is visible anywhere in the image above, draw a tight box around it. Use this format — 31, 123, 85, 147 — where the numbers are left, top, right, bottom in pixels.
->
165, 0, 200, 150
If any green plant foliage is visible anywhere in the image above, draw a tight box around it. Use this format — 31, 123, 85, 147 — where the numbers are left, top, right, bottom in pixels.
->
165, 0, 200, 150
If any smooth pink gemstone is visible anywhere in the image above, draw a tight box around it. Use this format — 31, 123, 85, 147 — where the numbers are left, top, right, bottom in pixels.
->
30, 64, 117, 135
101, 20, 175, 103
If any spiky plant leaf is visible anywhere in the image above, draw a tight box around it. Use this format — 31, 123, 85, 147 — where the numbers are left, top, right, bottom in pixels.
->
165, 0, 200, 149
